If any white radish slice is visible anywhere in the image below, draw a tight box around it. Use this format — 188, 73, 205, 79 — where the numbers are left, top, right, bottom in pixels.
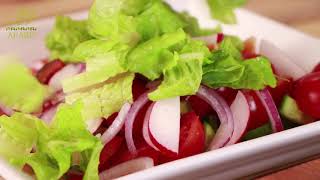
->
142, 103, 159, 151
101, 103, 131, 144
148, 97, 180, 154
226, 91, 250, 145
259, 40, 307, 80
0, 157, 32, 180
99, 157, 154, 180
192, 34, 218, 45
48, 64, 83, 91
40, 104, 59, 125
86, 119, 104, 134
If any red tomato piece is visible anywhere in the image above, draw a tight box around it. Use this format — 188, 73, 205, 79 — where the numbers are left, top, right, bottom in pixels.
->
217, 33, 224, 43
187, 95, 212, 117
36, 60, 65, 84
132, 75, 148, 101
243, 91, 269, 131
267, 77, 293, 106
66, 171, 83, 180
242, 37, 259, 59
159, 112, 205, 163
99, 136, 125, 171
292, 72, 320, 118
312, 63, 320, 72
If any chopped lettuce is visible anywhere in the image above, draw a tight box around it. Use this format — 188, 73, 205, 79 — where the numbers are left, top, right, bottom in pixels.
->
178, 12, 219, 37
207, 0, 247, 24
126, 29, 187, 80
63, 43, 129, 93
0, 56, 48, 113
65, 73, 134, 121
202, 38, 277, 90
136, 1, 186, 41
149, 40, 209, 100
88, 0, 140, 45
46, 16, 92, 62
25, 103, 102, 180
0, 113, 39, 167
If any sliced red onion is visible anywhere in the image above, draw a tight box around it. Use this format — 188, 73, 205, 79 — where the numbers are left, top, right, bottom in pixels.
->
86, 119, 104, 133
125, 92, 149, 154
192, 34, 218, 45
40, 104, 59, 125
255, 89, 284, 132
48, 64, 83, 91
146, 80, 161, 90
259, 40, 306, 80
0, 103, 13, 116
196, 85, 234, 150
99, 157, 154, 180
30, 59, 47, 72
143, 103, 159, 151
101, 103, 131, 144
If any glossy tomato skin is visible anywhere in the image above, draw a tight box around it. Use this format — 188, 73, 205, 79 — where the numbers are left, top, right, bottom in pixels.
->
312, 63, 320, 72
159, 112, 205, 163
36, 60, 65, 84
292, 72, 320, 118
267, 78, 293, 106
243, 91, 269, 131
99, 136, 125, 171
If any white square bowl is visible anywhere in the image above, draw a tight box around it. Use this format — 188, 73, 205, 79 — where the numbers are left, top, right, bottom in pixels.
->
1, 0, 320, 179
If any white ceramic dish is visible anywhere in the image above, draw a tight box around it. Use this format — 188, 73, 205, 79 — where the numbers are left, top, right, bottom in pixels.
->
1, 0, 320, 179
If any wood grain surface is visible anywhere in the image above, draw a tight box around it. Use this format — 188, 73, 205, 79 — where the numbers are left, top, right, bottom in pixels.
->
0, 0, 319, 179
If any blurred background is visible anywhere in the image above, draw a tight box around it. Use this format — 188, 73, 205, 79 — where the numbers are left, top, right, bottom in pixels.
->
0, 0, 319, 37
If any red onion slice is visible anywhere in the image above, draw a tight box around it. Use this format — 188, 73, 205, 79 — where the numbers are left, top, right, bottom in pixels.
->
142, 103, 159, 151
196, 85, 234, 150
101, 103, 131, 144
86, 119, 104, 133
49, 64, 84, 91
0, 103, 13, 116
255, 89, 284, 132
40, 104, 59, 125
99, 157, 154, 180
125, 92, 149, 154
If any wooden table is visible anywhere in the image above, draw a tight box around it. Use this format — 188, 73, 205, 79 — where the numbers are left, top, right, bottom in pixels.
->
0, 0, 320, 179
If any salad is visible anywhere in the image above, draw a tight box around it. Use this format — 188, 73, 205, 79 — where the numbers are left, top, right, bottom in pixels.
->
0, 0, 319, 179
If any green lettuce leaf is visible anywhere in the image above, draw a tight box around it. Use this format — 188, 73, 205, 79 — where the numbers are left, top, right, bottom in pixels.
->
0, 113, 39, 167
136, 1, 186, 41
148, 40, 208, 100
88, 0, 140, 45
65, 73, 134, 121
46, 16, 92, 62
126, 29, 187, 80
207, 0, 247, 24
178, 12, 219, 37
202, 38, 277, 90
0, 56, 48, 113
63, 43, 129, 93
25, 102, 102, 180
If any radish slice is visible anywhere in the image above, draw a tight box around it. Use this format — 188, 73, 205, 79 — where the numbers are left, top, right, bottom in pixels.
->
143, 103, 159, 151
226, 91, 250, 145
86, 119, 104, 133
40, 104, 59, 124
196, 85, 234, 150
101, 103, 131, 144
48, 64, 83, 91
99, 157, 154, 180
0, 157, 32, 180
0, 103, 13, 116
193, 34, 218, 45
148, 97, 180, 154
259, 40, 306, 80
125, 92, 149, 154
255, 89, 284, 132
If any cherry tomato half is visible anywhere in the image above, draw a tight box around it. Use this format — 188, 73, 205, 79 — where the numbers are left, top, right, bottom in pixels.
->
292, 72, 320, 118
